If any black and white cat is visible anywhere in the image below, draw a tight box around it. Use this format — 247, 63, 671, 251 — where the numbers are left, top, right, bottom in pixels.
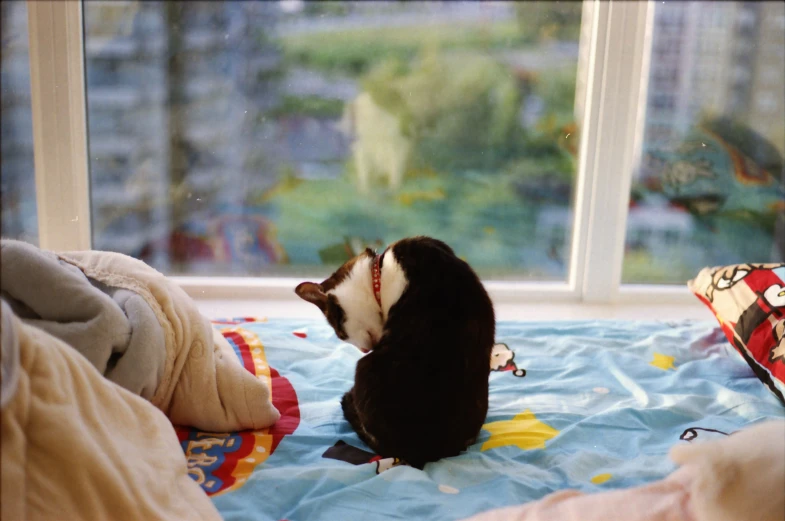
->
295, 236, 495, 469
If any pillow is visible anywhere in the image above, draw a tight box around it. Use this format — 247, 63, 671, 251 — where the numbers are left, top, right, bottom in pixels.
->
688, 263, 785, 405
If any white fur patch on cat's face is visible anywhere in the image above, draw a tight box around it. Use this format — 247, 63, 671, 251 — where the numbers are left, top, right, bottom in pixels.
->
380, 249, 408, 321
328, 255, 384, 353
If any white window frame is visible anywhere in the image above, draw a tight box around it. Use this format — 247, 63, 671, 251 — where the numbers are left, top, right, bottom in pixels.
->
27, 0, 91, 251
25, 0, 696, 306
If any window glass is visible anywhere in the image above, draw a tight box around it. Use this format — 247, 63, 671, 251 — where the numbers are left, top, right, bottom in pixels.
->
84, 1, 583, 279
1, 1, 37, 244
624, 1, 785, 284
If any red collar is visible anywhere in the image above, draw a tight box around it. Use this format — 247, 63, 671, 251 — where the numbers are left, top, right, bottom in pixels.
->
372, 253, 382, 307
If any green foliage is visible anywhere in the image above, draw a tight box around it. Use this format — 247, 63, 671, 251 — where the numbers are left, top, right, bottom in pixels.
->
255, 64, 286, 83
258, 7, 588, 278
280, 21, 533, 76
269, 95, 344, 119
359, 57, 413, 134
622, 249, 693, 284
503, 149, 574, 183
301, 2, 351, 17
514, 1, 583, 43
534, 67, 578, 128
361, 49, 523, 171
266, 168, 546, 276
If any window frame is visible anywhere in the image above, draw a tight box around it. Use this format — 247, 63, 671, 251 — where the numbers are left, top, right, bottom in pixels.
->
26, 0, 696, 305
27, 0, 91, 251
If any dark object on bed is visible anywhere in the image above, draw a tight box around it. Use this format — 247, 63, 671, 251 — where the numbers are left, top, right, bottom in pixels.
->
323, 440, 376, 466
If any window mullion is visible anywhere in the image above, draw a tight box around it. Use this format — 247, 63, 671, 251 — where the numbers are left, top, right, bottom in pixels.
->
27, 0, 91, 251
573, 0, 653, 304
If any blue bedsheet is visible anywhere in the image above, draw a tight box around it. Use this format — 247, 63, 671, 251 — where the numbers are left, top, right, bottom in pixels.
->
179, 319, 785, 521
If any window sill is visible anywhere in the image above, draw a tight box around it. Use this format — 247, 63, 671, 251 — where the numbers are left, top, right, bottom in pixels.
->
194, 298, 713, 322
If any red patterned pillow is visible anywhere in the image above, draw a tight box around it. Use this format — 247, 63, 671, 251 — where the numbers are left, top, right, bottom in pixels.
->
689, 263, 785, 405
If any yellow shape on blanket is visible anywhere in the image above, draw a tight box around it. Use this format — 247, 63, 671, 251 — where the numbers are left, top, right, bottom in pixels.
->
650, 353, 676, 371
590, 473, 612, 485
185, 328, 275, 497
480, 409, 559, 451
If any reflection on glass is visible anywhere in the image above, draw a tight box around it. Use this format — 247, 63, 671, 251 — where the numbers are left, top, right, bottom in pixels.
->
624, 1, 785, 284
84, 1, 582, 279
1, 1, 37, 244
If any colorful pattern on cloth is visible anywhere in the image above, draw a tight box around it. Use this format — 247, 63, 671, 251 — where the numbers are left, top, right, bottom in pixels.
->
689, 263, 785, 404
177, 319, 785, 521
647, 122, 785, 216
175, 326, 300, 495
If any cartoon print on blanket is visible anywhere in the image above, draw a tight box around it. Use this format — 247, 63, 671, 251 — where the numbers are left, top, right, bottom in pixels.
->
480, 409, 560, 451
679, 427, 730, 442
733, 280, 785, 370
176, 327, 301, 496
771, 320, 785, 363
490, 343, 526, 377
649, 352, 677, 371
705, 263, 783, 302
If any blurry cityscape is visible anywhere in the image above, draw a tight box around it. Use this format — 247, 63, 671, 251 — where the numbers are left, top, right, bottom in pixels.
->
1, 1, 783, 282
1, 0, 36, 245
624, 0, 785, 281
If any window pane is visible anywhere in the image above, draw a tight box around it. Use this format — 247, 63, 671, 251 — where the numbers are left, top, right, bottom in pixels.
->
84, 1, 582, 279
1, 1, 37, 244
624, 1, 785, 284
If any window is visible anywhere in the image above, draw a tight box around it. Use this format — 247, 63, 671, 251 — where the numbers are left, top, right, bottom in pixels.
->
1, 1, 37, 244
19, 1, 734, 304
82, 1, 584, 280
756, 94, 778, 112
651, 94, 675, 111
623, 1, 785, 285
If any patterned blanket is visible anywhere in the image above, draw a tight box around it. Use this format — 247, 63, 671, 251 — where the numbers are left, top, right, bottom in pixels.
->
178, 318, 785, 521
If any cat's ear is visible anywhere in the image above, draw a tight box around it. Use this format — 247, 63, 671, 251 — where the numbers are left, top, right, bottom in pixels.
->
295, 282, 328, 311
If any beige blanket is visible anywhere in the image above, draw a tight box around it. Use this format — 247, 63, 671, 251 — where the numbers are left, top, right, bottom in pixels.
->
59, 248, 280, 431
1, 240, 279, 432
1, 300, 221, 521
1, 243, 281, 520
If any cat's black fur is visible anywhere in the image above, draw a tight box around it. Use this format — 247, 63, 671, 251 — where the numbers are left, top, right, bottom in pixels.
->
341, 236, 495, 469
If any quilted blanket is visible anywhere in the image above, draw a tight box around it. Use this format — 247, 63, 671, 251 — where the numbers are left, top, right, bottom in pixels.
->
0, 239, 279, 432
1, 299, 221, 521
179, 318, 785, 521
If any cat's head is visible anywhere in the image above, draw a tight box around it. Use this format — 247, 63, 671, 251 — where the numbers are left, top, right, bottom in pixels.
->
295, 248, 384, 353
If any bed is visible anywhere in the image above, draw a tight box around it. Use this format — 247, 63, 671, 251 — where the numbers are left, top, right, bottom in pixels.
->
2, 242, 782, 520
176, 317, 785, 521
